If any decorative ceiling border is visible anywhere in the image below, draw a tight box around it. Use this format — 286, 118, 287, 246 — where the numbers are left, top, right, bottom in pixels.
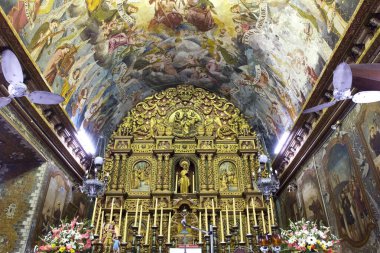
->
0, 8, 89, 180
273, 1, 380, 193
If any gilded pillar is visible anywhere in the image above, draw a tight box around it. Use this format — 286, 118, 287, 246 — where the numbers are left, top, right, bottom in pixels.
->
200, 154, 207, 191
244, 154, 251, 190
207, 154, 214, 191
111, 154, 120, 190
104, 157, 114, 191
249, 154, 256, 190
120, 154, 128, 191
157, 154, 163, 191
163, 154, 170, 191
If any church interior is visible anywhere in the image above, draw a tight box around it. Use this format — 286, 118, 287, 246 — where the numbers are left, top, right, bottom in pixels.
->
0, 0, 380, 252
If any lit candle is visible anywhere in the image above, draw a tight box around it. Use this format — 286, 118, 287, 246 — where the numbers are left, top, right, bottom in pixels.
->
270, 197, 275, 225
233, 198, 237, 226
212, 199, 216, 225
145, 214, 150, 245
134, 199, 140, 227
153, 198, 158, 226
91, 198, 98, 226
95, 207, 101, 235
99, 211, 104, 240
267, 205, 272, 234
175, 173, 178, 193
220, 211, 225, 242
138, 206, 143, 235
167, 212, 172, 243
251, 198, 257, 226
205, 207, 208, 230
225, 206, 230, 234
239, 212, 244, 243
159, 206, 163, 235
110, 198, 115, 223
123, 212, 128, 242
246, 204, 251, 234
199, 212, 202, 243
118, 205, 123, 233
261, 210, 266, 234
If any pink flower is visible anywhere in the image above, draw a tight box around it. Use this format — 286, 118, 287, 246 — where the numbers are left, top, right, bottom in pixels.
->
66, 244, 72, 250
71, 216, 79, 229
84, 239, 92, 249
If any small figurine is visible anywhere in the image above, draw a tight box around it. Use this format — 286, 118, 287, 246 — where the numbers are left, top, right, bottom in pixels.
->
112, 235, 121, 253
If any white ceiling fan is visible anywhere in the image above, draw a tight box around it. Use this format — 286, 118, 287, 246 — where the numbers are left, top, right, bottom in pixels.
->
303, 62, 380, 114
0, 49, 64, 108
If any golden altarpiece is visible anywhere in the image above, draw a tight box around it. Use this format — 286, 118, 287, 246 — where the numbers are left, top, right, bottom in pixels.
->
92, 85, 275, 252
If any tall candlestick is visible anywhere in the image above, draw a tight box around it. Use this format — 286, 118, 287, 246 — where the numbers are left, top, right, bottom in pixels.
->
123, 212, 128, 242
233, 198, 237, 226
99, 211, 104, 240
110, 198, 115, 223
134, 199, 140, 226
198, 212, 202, 243
167, 212, 172, 243
145, 214, 150, 244
239, 212, 244, 242
154, 198, 158, 226
138, 205, 143, 235
175, 173, 178, 193
212, 199, 216, 225
261, 210, 266, 234
118, 205, 123, 233
225, 206, 230, 234
251, 198, 257, 226
267, 205, 272, 234
205, 207, 208, 229
270, 197, 275, 225
192, 173, 195, 193
246, 204, 251, 234
159, 206, 163, 236
220, 211, 225, 242
91, 198, 98, 226
95, 207, 101, 235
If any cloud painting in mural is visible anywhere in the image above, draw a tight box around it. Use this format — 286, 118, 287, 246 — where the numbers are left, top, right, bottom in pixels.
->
0, 0, 360, 154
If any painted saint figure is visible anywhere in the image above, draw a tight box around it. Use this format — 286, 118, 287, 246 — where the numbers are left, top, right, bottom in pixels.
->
178, 160, 190, 193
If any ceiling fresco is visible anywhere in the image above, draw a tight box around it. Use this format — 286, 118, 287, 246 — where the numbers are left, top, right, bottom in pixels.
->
0, 0, 360, 155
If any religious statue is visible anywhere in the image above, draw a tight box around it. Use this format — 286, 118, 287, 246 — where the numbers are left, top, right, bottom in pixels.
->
171, 109, 200, 137
118, 112, 133, 136
178, 160, 190, 193
103, 220, 117, 246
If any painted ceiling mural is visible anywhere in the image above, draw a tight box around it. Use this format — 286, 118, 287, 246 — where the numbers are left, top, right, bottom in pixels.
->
0, 0, 359, 155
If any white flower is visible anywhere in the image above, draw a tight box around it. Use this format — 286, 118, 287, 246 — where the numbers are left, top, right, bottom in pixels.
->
327, 241, 333, 247
298, 239, 306, 247
288, 237, 296, 244
306, 236, 317, 245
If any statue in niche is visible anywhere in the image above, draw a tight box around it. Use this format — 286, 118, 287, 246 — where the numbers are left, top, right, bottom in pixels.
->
170, 109, 201, 137
219, 161, 238, 191
178, 160, 191, 193
131, 161, 150, 191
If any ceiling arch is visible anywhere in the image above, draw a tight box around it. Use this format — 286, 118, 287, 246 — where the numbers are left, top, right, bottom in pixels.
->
0, 0, 360, 155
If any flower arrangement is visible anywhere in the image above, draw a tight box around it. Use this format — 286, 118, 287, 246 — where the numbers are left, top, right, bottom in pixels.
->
281, 219, 340, 253
34, 217, 93, 253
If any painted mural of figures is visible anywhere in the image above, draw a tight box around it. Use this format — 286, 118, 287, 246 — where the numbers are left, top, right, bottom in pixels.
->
185, 0, 216, 31
178, 160, 190, 193
339, 191, 356, 238
7, 0, 42, 32
315, 0, 347, 36
149, 0, 183, 30
230, 1, 260, 30
43, 44, 77, 86
131, 161, 150, 191
369, 123, 380, 156
28, 19, 63, 61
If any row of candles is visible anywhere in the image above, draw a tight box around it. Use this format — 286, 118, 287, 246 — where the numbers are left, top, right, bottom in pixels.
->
91, 197, 277, 245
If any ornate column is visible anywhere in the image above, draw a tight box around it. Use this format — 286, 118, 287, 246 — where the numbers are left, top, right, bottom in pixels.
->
121, 154, 128, 192
207, 154, 214, 191
200, 154, 207, 191
163, 154, 170, 191
249, 154, 257, 191
157, 154, 163, 191
243, 154, 251, 190
111, 155, 119, 190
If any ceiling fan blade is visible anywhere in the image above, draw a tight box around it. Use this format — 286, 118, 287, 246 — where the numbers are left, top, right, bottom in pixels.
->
1, 49, 24, 84
349, 63, 380, 82
302, 100, 337, 114
27, 91, 64, 105
333, 62, 352, 91
352, 91, 380, 103
0, 97, 11, 108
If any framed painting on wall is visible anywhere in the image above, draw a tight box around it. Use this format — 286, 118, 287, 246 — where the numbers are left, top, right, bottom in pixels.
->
323, 135, 375, 246
298, 168, 328, 226
356, 103, 380, 187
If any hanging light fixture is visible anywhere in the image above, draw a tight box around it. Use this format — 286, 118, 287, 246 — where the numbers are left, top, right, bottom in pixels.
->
256, 135, 280, 201
80, 136, 110, 199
